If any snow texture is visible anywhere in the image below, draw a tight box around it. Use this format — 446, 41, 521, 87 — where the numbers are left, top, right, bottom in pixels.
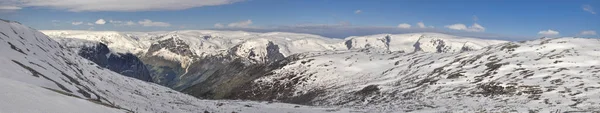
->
0, 20, 355, 113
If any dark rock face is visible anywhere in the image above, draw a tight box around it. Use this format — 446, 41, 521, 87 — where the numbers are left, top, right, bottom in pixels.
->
384, 35, 391, 49
266, 41, 285, 62
345, 40, 353, 50
78, 43, 153, 82
432, 39, 448, 53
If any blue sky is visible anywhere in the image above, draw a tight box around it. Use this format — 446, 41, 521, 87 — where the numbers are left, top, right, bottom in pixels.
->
0, 0, 598, 40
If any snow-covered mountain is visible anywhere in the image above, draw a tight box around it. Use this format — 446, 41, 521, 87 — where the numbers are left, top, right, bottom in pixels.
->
224, 37, 600, 112
36, 22, 600, 112
0, 19, 356, 113
42, 30, 506, 90
43, 30, 505, 59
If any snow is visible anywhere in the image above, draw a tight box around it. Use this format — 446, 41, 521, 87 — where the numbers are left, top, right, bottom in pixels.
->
1, 20, 357, 112
32, 21, 600, 112
344, 33, 506, 53
0, 77, 124, 113
251, 37, 600, 112
42, 30, 506, 64
41, 30, 147, 54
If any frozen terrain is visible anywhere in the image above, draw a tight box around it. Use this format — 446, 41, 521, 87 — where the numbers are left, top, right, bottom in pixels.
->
240, 37, 600, 112
0, 19, 356, 113
43, 30, 506, 90
38, 21, 600, 112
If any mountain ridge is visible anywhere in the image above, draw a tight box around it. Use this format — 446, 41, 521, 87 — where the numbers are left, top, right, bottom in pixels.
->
0, 19, 355, 113
43, 30, 507, 89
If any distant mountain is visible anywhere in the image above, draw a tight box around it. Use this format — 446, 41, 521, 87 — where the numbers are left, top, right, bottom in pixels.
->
0, 19, 353, 113
43, 30, 506, 90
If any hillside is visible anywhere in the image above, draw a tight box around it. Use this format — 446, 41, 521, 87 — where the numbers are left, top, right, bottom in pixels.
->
0, 19, 354, 113
39, 24, 600, 112
231, 37, 600, 112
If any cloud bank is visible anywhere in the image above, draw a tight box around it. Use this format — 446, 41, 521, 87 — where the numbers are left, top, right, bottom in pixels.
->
1, 0, 243, 12
538, 29, 559, 36
212, 23, 523, 41
214, 20, 254, 28
445, 23, 485, 32
397, 23, 411, 29
95, 19, 106, 25
138, 19, 171, 27
579, 30, 597, 36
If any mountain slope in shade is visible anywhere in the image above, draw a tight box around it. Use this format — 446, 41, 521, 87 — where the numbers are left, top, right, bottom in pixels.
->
234, 37, 600, 112
0, 19, 358, 113
55, 38, 153, 82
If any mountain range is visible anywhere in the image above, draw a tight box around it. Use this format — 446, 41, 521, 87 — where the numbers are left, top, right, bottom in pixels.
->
0, 19, 356, 113
1, 18, 599, 112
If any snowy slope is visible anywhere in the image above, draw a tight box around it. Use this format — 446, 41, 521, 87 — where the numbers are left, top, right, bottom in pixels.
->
240, 37, 600, 112
0, 20, 356, 113
42, 30, 506, 63
0, 77, 124, 113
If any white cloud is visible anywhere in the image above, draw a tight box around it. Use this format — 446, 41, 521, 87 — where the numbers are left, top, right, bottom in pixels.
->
0, 0, 22, 12
445, 23, 485, 32
538, 29, 559, 36
354, 10, 362, 14
138, 19, 171, 27
579, 30, 597, 35
109, 20, 136, 26
71, 21, 83, 25
214, 23, 224, 28
95, 19, 106, 25
470, 23, 485, 32
445, 24, 467, 30
7, 0, 242, 12
397, 23, 411, 29
0, 0, 23, 13
227, 20, 253, 28
417, 22, 426, 28
86, 23, 94, 26
220, 25, 522, 40
0, 5, 21, 10
124, 21, 136, 26
287, 21, 351, 28
415, 22, 434, 28
109, 20, 122, 24
583, 5, 596, 14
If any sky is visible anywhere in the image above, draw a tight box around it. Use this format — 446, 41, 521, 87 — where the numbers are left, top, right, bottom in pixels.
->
0, 0, 598, 40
